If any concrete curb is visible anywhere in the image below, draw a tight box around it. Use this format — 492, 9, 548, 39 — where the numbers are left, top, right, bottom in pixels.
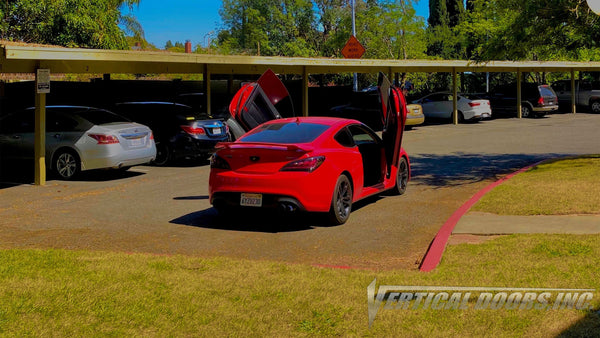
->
419, 160, 547, 272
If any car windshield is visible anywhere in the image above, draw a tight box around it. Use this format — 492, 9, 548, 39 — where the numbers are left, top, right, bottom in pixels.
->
240, 122, 329, 144
76, 109, 130, 125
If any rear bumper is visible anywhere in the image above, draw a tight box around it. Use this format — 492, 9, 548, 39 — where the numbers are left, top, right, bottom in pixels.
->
532, 105, 559, 112
209, 169, 338, 213
81, 145, 156, 170
211, 192, 306, 212
406, 114, 425, 126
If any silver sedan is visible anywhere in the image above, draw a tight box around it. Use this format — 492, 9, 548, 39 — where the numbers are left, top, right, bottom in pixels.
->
0, 106, 156, 179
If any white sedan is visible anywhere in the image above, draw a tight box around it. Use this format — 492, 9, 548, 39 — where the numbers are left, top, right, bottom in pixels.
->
413, 92, 492, 122
0, 106, 156, 179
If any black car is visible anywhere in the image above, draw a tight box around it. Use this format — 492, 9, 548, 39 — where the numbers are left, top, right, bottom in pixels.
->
114, 102, 228, 165
485, 83, 559, 118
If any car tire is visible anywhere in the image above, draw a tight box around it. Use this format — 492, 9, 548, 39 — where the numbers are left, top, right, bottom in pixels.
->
153, 142, 171, 166
590, 101, 600, 113
53, 149, 80, 180
458, 111, 465, 123
328, 175, 353, 225
226, 117, 246, 141
391, 157, 409, 196
521, 105, 532, 118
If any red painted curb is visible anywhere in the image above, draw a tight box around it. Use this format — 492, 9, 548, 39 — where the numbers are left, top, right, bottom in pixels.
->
419, 160, 547, 272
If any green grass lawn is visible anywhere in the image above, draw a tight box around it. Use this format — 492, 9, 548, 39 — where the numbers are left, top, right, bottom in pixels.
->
1, 238, 599, 337
472, 155, 600, 215
2, 156, 600, 336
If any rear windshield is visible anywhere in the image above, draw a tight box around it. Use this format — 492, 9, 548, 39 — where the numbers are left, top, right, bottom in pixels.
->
240, 122, 329, 144
461, 93, 484, 100
539, 86, 556, 97
77, 109, 130, 125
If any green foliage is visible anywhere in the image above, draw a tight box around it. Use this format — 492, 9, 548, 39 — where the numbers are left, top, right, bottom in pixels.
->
217, 0, 317, 56
461, 0, 600, 61
216, 0, 426, 59
0, 0, 143, 50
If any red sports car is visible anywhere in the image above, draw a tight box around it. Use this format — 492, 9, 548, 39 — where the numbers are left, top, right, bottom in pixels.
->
209, 71, 410, 224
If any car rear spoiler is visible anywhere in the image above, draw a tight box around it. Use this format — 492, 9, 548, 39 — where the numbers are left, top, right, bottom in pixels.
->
215, 142, 313, 152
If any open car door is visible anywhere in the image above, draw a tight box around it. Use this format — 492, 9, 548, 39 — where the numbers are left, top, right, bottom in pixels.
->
227, 69, 294, 140
378, 73, 407, 178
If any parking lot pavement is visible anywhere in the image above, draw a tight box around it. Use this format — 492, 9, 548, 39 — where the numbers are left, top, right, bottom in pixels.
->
0, 113, 599, 270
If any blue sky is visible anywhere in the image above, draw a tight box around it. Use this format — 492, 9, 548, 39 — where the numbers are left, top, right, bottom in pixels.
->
126, 1, 429, 49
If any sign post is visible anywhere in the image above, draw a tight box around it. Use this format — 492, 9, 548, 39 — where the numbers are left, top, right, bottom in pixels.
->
34, 69, 50, 185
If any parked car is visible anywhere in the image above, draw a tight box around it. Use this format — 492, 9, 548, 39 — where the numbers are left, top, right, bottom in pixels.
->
485, 83, 558, 117
209, 72, 410, 225
412, 92, 491, 122
405, 103, 425, 128
114, 102, 228, 165
329, 88, 424, 130
0, 106, 156, 179
551, 80, 600, 113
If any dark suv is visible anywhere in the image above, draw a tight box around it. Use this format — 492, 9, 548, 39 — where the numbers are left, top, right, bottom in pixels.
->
485, 83, 559, 117
114, 102, 228, 165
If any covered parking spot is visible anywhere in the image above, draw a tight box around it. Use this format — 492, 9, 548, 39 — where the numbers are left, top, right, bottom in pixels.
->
2, 44, 600, 185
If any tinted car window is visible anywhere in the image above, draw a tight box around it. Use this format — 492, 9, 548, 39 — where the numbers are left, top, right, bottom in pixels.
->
334, 128, 355, 147
240, 122, 329, 144
47, 113, 79, 132
0, 113, 34, 133
461, 94, 483, 100
76, 109, 130, 125
539, 86, 556, 97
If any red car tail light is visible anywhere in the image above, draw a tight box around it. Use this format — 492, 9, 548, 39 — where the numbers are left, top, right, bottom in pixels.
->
150, 132, 154, 140
280, 156, 325, 172
210, 154, 231, 170
537, 97, 545, 106
468, 102, 481, 107
88, 134, 119, 144
181, 125, 206, 135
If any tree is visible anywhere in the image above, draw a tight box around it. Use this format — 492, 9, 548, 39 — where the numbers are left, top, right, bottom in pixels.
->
0, 0, 144, 50
461, 0, 600, 61
217, 0, 316, 56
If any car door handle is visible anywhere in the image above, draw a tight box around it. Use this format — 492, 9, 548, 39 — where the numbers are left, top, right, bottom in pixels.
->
12, 135, 21, 140
53, 134, 61, 139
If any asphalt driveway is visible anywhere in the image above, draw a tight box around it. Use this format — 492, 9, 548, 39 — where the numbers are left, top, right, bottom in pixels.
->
1, 113, 598, 269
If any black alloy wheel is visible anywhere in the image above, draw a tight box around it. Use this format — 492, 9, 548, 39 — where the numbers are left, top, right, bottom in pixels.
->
328, 175, 353, 225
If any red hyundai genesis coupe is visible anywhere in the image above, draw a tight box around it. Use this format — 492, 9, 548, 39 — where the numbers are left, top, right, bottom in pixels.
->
209, 70, 410, 224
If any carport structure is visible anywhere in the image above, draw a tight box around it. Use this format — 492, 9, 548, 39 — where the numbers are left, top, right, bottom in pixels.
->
2, 44, 600, 185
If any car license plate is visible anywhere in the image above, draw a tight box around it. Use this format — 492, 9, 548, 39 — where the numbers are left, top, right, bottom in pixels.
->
129, 138, 143, 147
240, 193, 262, 207
212, 128, 222, 135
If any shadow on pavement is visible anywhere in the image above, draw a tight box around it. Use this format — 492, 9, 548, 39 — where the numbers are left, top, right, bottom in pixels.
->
170, 207, 331, 233
171, 192, 383, 233
0, 162, 145, 188
409, 152, 562, 188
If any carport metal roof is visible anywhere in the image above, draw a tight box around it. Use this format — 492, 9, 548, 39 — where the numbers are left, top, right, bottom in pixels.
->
3, 44, 600, 74
1, 44, 597, 185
